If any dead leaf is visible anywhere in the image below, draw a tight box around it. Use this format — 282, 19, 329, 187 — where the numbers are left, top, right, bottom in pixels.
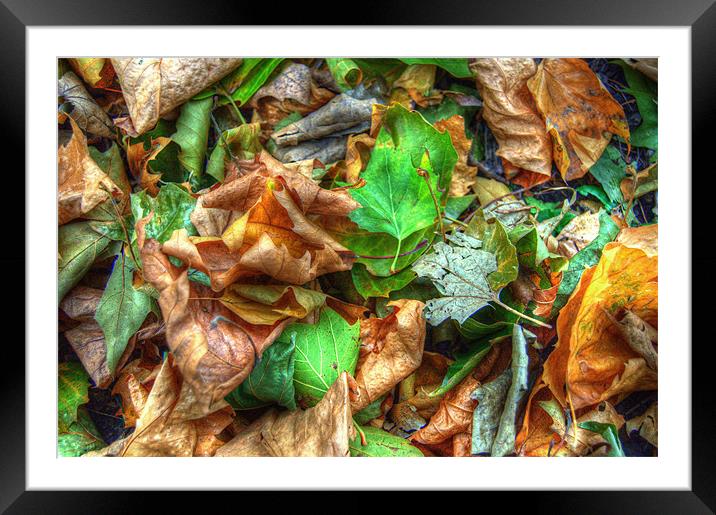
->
328, 133, 375, 184
392, 64, 442, 107
201, 151, 360, 217
470, 58, 553, 185
58, 71, 114, 138
189, 195, 236, 237
543, 224, 657, 410
140, 237, 288, 417
434, 115, 478, 196
126, 137, 173, 196
121, 355, 234, 456
164, 177, 355, 290
58, 117, 122, 225
68, 58, 115, 89
626, 401, 657, 447
556, 211, 602, 258
527, 58, 630, 180
112, 58, 241, 136
219, 284, 326, 326
215, 372, 355, 456
250, 62, 335, 126
351, 300, 426, 412
411, 340, 509, 445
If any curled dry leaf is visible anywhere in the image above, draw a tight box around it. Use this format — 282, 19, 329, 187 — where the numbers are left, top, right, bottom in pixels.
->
434, 115, 478, 196
164, 176, 355, 290
250, 62, 335, 126
58, 72, 114, 138
140, 236, 288, 418
215, 372, 356, 457
201, 151, 360, 217
527, 58, 630, 181
68, 58, 115, 89
121, 355, 234, 457
126, 137, 173, 196
556, 211, 602, 258
189, 195, 235, 237
219, 284, 326, 326
58, 117, 122, 225
328, 133, 375, 184
626, 401, 657, 447
351, 299, 426, 412
470, 58, 553, 187
112, 57, 242, 136
543, 224, 657, 410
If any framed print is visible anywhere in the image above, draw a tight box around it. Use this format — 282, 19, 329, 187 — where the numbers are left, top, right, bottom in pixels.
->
4, 0, 715, 511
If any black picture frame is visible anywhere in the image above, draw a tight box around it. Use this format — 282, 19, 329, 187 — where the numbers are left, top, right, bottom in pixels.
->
3, 0, 714, 512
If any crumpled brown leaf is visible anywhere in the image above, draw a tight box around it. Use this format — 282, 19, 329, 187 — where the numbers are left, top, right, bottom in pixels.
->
68, 58, 115, 89
250, 62, 335, 127
351, 300, 426, 412
434, 115, 478, 196
58, 71, 114, 138
219, 284, 326, 326
392, 64, 442, 107
112, 57, 242, 136
327, 133, 375, 184
470, 58, 553, 187
543, 224, 657, 410
411, 339, 510, 445
164, 176, 355, 290
626, 401, 657, 447
215, 371, 356, 457
201, 151, 360, 217
527, 58, 630, 180
556, 211, 602, 258
140, 234, 288, 418
58, 117, 122, 225
126, 137, 173, 196
121, 355, 234, 456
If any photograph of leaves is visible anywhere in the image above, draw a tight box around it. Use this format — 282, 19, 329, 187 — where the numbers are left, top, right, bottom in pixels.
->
57, 57, 657, 458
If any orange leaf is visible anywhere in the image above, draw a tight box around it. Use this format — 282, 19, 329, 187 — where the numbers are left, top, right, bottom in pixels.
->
527, 58, 630, 180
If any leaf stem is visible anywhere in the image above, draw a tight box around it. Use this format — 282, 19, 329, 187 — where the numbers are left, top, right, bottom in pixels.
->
218, 84, 246, 124
492, 295, 552, 329
417, 168, 446, 243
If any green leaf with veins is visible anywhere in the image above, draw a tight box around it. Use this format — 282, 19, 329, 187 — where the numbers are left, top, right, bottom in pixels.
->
431, 340, 494, 398
58, 362, 90, 433
219, 58, 285, 106
350, 426, 424, 457
615, 60, 657, 151
226, 334, 297, 411
398, 58, 472, 78
95, 256, 152, 373
290, 308, 360, 407
58, 221, 111, 302
171, 97, 213, 177
589, 145, 627, 205
84, 143, 131, 222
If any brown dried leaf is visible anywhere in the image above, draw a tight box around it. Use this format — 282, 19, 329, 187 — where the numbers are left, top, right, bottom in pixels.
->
527, 58, 630, 180
140, 238, 288, 417
121, 355, 234, 456
470, 58, 553, 186
125, 137, 174, 196
58, 72, 114, 138
351, 300, 426, 412
58, 118, 122, 225
215, 372, 355, 457
112, 57, 242, 136
164, 177, 355, 290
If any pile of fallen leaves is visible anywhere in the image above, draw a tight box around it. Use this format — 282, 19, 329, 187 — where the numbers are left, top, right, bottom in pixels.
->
58, 57, 658, 458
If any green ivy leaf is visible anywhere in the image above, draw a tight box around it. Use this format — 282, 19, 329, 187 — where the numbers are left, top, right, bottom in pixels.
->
350, 426, 424, 457
58, 362, 90, 432
130, 183, 198, 244
226, 334, 297, 411
58, 221, 111, 302
172, 97, 213, 177
95, 256, 152, 373
291, 308, 360, 407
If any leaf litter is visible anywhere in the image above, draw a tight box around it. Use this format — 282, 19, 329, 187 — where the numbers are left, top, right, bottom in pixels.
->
56, 56, 658, 458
